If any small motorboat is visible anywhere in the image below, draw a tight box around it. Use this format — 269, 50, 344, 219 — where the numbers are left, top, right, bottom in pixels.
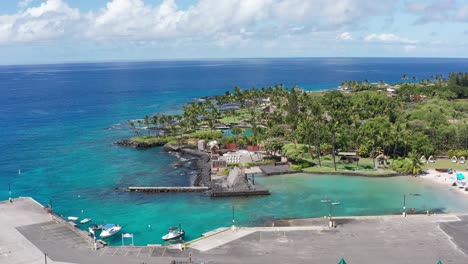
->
321, 196, 330, 203
68, 216, 79, 221
80, 218, 91, 224
331, 201, 341, 205
99, 224, 122, 238
162, 225, 185, 241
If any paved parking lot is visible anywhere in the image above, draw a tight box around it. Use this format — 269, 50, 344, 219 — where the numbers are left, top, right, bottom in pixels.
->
3, 197, 468, 264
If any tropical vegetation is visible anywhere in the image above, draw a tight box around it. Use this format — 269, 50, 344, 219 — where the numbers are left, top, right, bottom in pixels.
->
127, 72, 468, 175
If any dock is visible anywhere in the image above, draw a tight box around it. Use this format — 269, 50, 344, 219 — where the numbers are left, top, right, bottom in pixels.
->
210, 188, 270, 197
128, 186, 210, 193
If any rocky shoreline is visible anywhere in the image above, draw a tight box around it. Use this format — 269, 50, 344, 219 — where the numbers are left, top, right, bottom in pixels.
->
163, 144, 212, 187
116, 140, 270, 196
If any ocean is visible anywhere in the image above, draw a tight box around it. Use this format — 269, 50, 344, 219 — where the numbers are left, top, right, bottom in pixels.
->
1, 58, 468, 245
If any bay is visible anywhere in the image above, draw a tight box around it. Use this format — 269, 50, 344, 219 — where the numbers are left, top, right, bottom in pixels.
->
1, 58, 468, 245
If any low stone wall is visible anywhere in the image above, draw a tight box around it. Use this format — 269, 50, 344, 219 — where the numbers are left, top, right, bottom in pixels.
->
260, 164, 299, 176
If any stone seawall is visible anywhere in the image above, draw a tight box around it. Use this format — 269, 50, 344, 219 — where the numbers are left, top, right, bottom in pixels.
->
163, 144, 212, 187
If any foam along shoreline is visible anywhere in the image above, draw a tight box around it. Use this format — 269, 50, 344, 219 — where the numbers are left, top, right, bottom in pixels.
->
420, 169, 468, 196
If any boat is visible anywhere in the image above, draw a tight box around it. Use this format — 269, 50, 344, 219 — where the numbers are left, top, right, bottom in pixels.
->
80, 218, 91, 224
67, 216, 79, 221
331, 201, 341, 205
99, 224, 122, 238
321, 196, 330, 203
162, 225, 185, 241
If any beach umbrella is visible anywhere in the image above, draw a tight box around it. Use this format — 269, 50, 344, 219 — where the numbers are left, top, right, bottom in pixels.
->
457, 173, 465, 180
338, 258, 347, 264
437, 261, 442, 264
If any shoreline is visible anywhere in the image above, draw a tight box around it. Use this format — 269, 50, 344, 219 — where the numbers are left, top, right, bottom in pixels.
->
300, 170, 403, 177
419, 169, 468, 196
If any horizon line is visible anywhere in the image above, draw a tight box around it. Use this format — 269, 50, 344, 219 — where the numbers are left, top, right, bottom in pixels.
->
1, 56, 468, 67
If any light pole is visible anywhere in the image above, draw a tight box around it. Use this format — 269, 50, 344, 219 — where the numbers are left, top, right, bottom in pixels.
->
403, 193, 422, 217
322, 197, 340, 228
231, 205, 236, 230
8, 183, 12, 203
403, 194, 406, 217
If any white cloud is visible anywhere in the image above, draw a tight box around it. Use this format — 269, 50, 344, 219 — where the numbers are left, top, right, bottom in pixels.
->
0, 0, 401, 47
0, 0, 79, 44
405, 0, 457, 24
404, 45, 416, 52
364, 33, 417, 44
18, 0, 34, 9
338, 32, 352, 41
456, 5, 468, 21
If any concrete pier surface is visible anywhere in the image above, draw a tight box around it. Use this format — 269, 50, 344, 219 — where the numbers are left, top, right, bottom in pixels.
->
2, 197, 468, 264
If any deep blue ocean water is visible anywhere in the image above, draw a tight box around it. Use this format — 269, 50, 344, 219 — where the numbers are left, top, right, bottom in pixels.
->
1, 58, 468, 245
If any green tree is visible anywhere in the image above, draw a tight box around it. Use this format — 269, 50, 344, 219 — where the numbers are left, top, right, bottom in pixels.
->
402, 151, 424, 175
231, 127, 244, 142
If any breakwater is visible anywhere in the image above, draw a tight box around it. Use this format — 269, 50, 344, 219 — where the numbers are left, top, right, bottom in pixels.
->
128, 186, 210, 192
163, 144, 212, 187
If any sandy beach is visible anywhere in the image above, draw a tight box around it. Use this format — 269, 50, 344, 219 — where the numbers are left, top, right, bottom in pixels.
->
420, 169, 468, 196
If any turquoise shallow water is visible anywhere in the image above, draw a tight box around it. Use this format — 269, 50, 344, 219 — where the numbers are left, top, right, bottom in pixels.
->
2, 58, 468, 245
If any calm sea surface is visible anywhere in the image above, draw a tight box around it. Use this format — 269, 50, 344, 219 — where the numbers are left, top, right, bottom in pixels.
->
1, 58, 468, 245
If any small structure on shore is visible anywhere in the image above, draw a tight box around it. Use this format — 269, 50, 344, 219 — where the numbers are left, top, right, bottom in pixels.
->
420, 155, 427, 163
210, 166, 270, 197
338, 152, 359, 163
376, 154, 387, 165
459, 156, 465, 164
428, 155, 435, 163
451, 156, 458, 163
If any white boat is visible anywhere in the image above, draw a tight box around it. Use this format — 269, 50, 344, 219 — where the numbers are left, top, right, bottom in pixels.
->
331, 201, 341, 205
162, 225, 185, 241
321, 196, 330, 203
68, 216, 79, 221
80, 218, 91, 224
99, 224, 122, 238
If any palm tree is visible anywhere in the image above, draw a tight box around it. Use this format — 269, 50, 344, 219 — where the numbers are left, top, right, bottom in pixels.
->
231, 127, 243, 143
144, 115, 150, 135
152, 115, 159, 129
402, 74, 408, 83
136, 119, 143, 128
403, 151, 424, 175
129, 120, 137, 135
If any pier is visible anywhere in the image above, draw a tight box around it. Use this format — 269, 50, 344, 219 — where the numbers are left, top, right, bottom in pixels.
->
128, 186, 210, 193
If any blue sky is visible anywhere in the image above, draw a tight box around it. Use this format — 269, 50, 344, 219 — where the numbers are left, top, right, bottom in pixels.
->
0, 0, 467, 65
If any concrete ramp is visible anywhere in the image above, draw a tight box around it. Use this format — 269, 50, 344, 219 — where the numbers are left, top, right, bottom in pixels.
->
188, 226, 327, 252
188, 228, 257, 252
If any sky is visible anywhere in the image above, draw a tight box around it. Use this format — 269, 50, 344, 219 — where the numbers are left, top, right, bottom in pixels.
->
0, 0, 468, 65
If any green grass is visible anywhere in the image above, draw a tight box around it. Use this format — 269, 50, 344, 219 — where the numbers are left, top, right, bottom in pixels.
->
218, 108, 254, 124
219, 116, 243, 123
423, 159, 467, 171
131, 135, 174, 144
301, 155, 397, 176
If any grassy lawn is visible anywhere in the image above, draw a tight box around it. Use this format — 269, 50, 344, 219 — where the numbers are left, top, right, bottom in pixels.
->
301, 155, 397, 176
423, 159, 467, 171
219, 108, 254, 124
